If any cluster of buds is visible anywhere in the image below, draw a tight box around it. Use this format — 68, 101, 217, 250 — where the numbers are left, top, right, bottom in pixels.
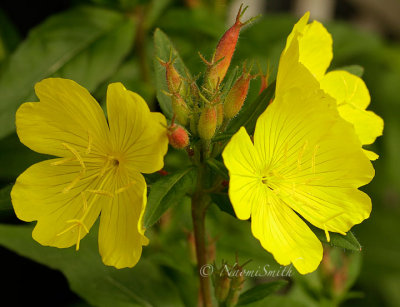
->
212, 259, 249, 306
160, 5, 259, 152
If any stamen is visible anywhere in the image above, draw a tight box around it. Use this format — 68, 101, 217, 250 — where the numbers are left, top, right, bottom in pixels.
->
86, 189, 114, 198
63, 172, 84, 193
76, 227, 82, 251
115, 180, 136, 195
62, 143, 86, 171
81, 192, 88, 211
86, 133, 92, 155
324, 224, 330, 242
51, 157, 75, 166
66, 219, 89, 233
297, 140, 308, 170
311, 144, 319, 174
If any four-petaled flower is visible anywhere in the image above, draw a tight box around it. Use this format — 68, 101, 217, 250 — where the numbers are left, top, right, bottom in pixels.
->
11, 78, 168, 268
222, 24, 375, 274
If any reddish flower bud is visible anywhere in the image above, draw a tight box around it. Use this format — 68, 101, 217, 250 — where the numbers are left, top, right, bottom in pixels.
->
198, 106, 217, 140
207, 5, 247, 89
167, 124, 189, 149
224, 70, 252, 119
159, 58, 184, 94
172, 93, 189, 126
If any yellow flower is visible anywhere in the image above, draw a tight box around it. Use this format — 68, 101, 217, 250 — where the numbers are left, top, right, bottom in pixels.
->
283, 12, 383, 160
11, 78, 168, 268
222, 33, 374, 274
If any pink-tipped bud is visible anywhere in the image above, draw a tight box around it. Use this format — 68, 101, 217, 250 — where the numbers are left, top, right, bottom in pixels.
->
198, 106, 217, 140
159, 59, 184, 94
224, 70, 252, 119
207, 5, 246, 89
258, 64, 270, 94
216, 103, 224, 127
172, 93, 189, 126
167, 124, 189, 149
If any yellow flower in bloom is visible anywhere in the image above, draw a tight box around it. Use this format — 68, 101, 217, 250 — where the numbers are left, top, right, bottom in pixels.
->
222, 33, 374, 274
11, 78, 168, 268
284, 12, 383, 160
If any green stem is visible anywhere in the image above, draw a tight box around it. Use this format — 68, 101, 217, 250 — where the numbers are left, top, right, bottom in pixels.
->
191, 164, 212, 307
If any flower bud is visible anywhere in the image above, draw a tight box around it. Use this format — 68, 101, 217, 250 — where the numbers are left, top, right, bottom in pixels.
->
207, 5, 246, 90
198, 106, 217, 140
216, 103, 224, 127
159, 58, 184, 94
172, 93, 189, 126
215, 273, 231, 303
224, 71, 252, 119
167, 124, 189, 149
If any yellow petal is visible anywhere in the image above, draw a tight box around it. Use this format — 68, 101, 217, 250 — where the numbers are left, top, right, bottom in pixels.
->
285, 13, 332, 80
364, 149, 379, 160
106, 83, 168, 173
297, 21, 332, 80
16, 78, 110, 158
98, 169, 148, 269
223, 127, 264, 220
321, 70, 370, 109
277, 32, 320, 97
320, 71, 383, 147
11, 159, 103, 248
251, 192, 323, 274
339, 106, 383, 146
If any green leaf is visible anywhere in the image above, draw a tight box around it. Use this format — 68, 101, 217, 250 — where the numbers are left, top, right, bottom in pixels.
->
0, 133, 50, 180
0, 8, 20, 62
0, 185, 14, 220
144, 167, 196, 228
313, 227, 361, 251
237, 280, 288, 306
213, 80, 276, 142
0, 223, 184, 307
210, 193, 235, 217
153, 28, 191, 118
206, 158, 229, 180
0, 6, 135, 139
336, 65, 364, 77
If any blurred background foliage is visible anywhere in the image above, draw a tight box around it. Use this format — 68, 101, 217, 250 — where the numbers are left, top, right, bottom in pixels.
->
0, 0, 399, 306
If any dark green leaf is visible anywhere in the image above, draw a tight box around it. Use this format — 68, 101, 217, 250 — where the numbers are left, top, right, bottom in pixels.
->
0, 133, 50, 180
144, 167, 196, 228
0, 223, 184, 307
336, 65, 364, 77
0, 6, 135, 139
153, 28, 191, 118
0, 185, 14, 220
213, 80, 276, 142
0, 8, 20, 62
206, 158, 229, 180
237, 280, 288, 306
210, 193, 235, 217
313, 227, 361, 251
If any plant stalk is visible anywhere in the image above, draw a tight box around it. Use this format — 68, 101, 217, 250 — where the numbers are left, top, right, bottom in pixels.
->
191, 163, 212, 307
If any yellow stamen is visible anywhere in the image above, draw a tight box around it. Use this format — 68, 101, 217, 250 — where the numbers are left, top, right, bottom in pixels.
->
66, 219, 89, 233
311, 144, 319, 174
63, 172, 84, 193
62, 143, 86, 171
51, 157, 75, 166
81, 192, 88, 211
115, 180, 136, 194
86, 133, 92, 155
297, 140, 308, 170
324, 224, 330, 242
86, 189, 114, 198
